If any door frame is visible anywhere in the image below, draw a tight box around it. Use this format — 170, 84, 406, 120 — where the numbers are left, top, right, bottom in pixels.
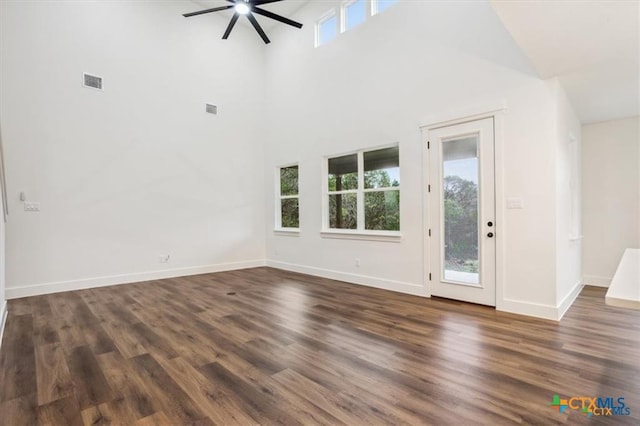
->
421, 108, 506, 308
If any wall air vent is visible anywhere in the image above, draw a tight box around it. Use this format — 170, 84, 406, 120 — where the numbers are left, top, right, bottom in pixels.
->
83, 73, 103, 90
205, 104, 218, 115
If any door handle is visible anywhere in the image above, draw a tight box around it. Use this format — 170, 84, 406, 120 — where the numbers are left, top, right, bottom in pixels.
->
487, 232, 494, 238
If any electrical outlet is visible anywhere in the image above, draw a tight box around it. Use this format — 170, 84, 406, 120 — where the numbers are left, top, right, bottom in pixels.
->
158, 255, 170, 263
355, 258, 361, 267
24, 202, 40, 212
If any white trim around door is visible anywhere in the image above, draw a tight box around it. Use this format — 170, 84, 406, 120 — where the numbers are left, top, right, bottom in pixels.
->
422, 110, 506, 308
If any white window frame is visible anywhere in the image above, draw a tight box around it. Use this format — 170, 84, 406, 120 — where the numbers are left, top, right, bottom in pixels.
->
314, 1, 401, 46
322, 144, 401, 241
315, 9, 338, 47
372, 0, 398, 16
275, 163, 300, 233
341, 0, 371, 33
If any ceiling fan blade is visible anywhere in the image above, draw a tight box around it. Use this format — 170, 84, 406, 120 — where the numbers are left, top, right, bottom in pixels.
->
183, 5, 234, 18
246, 13, 270, 44
223, 13, 240, 39
252, 6, 303, 28
252, 0, 285, 5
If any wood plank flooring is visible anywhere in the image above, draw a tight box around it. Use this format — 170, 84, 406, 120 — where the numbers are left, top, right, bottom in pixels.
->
0, 267, 639, 425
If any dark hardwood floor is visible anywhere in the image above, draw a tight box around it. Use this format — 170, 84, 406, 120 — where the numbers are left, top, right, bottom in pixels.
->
0, 267, 638, 425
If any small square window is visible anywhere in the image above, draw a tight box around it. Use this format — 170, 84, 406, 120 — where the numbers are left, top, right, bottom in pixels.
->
280, 165, 298, 197
343, 0, 366, 31
365, 191, 399, 231
364, 146, 400, 189
328, 154, 358, 191
316, 13, 338, 46
329, 193, 358, 229
281, 198, 299, 229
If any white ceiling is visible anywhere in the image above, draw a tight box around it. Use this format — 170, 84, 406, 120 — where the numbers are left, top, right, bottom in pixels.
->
491, 0, 639, 124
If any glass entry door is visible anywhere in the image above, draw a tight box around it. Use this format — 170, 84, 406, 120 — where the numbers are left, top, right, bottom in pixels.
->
427, 117, 496, 306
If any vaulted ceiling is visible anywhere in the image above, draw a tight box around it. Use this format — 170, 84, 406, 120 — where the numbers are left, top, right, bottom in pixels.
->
185, 0, 638, 124
491, 0, 639, 124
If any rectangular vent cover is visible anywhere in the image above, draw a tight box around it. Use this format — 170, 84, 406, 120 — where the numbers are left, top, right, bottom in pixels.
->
206, 104, 218, 115
83, 73, 103, 90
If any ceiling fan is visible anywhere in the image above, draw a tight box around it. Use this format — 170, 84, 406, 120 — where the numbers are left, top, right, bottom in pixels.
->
183, 0, 303, 44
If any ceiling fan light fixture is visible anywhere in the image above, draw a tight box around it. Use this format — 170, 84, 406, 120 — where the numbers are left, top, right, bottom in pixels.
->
183, 0, 303, 44
235, 2, 250, 15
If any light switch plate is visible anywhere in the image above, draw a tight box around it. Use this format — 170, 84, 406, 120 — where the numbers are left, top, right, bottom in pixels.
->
506, 198, 524, 209
24, 202, 40, 212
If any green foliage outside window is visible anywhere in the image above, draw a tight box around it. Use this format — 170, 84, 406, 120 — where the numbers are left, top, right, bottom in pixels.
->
281, 198, 299, 228
365, 190, 399, 231
329, 193, 357, 229
280, 166, 299, 228
443, 175, 478, 273
280, 166, 298, 196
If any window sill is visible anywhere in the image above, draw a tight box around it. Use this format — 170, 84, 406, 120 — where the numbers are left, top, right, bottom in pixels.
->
320, 230, 402, 242
274, 228, 300, 236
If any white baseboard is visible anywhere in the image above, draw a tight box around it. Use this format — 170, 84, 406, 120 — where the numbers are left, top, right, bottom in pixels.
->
268, 260, 585, 320
497, 298, 559, 321
0, 301, 7, 351
605, 296, 640, 310
583, 275, 611, 287
557, 279, 584, 320
2, 257, 589, 322
498, 279, 584, 321
266, 260, 428, 297
5, 260, 266, 299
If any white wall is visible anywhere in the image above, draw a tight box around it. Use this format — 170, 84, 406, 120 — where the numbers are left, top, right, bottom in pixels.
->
264, 1, 565, 318
0, 1, 267, 298
0, 152, 5, 342
582, 116, 640, 286
552, 78, 583, 314
0, 188, 5, 339
0, 123, 6, 342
